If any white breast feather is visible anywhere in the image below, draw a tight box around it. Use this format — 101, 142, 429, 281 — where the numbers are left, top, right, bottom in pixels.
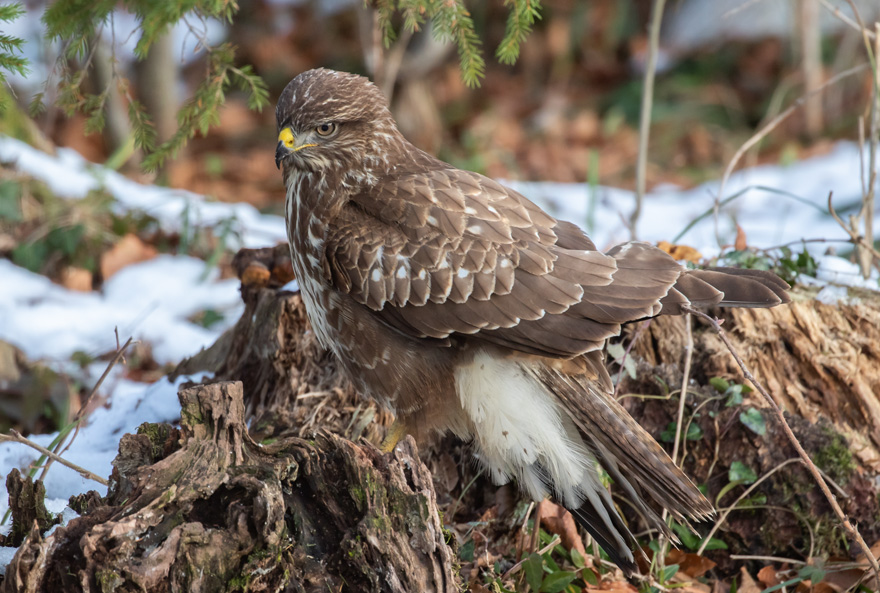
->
454, 350, 628, 554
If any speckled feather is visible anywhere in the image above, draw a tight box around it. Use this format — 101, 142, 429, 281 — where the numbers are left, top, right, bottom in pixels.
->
275, 69, 791, 576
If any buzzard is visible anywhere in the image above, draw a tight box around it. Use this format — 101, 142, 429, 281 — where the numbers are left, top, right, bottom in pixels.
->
274, 68, 789, 575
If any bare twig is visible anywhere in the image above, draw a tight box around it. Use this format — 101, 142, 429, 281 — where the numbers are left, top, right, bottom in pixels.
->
631, 0, 667, 239
818, 0, 876, 40
829, 192, 880, 262
671, 314, 693, 466
502, 534, 562, 579
0, 430, 108, 486
697, 458, 802, 555
40, 336, 135, 482
713, 63, 869, 243
684, 305, 880, 581
730, 555, 807, 565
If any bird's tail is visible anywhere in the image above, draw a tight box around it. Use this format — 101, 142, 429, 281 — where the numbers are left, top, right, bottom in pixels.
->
524, 356, 714, 577
660, 266, 792, 314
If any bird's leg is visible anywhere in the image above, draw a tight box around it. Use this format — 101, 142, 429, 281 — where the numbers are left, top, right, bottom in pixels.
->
379, 419, 407, 453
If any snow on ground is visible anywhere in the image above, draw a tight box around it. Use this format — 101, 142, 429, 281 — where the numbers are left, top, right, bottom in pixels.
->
0, 135, 878, 555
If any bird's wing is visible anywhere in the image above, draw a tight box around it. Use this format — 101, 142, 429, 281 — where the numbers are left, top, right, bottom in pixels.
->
322, 167, 686, 357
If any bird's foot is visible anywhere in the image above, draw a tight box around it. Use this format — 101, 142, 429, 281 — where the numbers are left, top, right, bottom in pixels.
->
379, 420, 407, 453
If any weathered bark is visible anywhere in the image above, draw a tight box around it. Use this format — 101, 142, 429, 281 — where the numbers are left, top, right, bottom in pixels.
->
619, 288, 880, 570
1, 470, 56, 548
1, 382, 457, 593
628, 289, 880, 468
171, 244, 357, 442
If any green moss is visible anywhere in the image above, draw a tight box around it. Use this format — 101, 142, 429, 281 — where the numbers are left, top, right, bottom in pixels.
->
813, 430, 856, 485
96, 568, 124, 592
350, 485, 366, 510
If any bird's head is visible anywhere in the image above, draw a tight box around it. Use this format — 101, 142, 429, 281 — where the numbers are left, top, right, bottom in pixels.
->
275, 69, 400, 182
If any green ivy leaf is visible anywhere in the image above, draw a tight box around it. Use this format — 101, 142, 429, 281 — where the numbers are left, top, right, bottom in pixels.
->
523, 552, 544, 593
698, 537, 728, 551
709, 377, 730, 393
0, 180, 21, 221
739, 407, 766, 436
459, 538, 474, 562
729, 461, 757, 484
671, 521, 700, 550
661, 564, 680, 582
540, 570, 577, 593
12, 241, 48, 272
570, 547, 585, 569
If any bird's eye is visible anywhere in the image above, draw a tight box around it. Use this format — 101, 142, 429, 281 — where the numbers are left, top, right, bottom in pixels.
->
315, 122, 337, 137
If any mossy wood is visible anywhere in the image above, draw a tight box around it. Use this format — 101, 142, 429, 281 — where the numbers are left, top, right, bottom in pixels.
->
1, 382, 457, 592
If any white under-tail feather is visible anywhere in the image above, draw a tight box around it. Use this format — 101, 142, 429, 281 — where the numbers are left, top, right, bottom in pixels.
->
454, 349, 627, 553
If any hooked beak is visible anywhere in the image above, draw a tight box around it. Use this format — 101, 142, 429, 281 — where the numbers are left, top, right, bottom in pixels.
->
275, 127, 316, 170
275, 141, 285, 170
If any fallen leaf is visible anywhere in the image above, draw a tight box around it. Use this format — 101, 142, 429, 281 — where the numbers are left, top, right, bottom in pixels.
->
100, 233, 158, 280
734, 225, 748, 251
665, 549, 717, 578
756, 565, 780, 588
657, 240, 703, 263
536, 499, 587, 558
820, 566, 872, 592
61, 266, 93, 292
737, 566, 761, 593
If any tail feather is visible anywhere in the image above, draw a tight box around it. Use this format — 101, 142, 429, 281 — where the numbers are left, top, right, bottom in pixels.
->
662, 267, 791, 314
570, 505, 639, 577
522, 362, 714, 575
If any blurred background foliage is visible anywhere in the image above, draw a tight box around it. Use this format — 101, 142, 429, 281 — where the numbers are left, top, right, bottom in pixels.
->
1, 0, 877, 210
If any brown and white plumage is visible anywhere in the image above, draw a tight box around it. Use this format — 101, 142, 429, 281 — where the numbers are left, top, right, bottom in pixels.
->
275, 68, 790, 575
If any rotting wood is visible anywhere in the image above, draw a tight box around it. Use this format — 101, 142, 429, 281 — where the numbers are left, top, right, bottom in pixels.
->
1, 382, 457, 593
628, 288, 880, 470
619, 287, 880, 571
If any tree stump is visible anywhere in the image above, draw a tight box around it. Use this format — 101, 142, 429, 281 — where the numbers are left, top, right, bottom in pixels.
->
1, 382, 457, 593
618, 288, 880, 570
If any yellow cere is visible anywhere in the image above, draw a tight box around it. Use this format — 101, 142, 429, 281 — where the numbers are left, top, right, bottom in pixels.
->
278, 127, 316, 152
278, 127, 295, 149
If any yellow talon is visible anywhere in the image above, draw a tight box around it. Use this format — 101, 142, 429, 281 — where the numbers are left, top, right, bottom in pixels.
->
380, 420, 407, 453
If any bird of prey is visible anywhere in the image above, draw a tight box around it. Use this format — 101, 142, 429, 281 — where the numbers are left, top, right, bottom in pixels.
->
274, 68, 790, 575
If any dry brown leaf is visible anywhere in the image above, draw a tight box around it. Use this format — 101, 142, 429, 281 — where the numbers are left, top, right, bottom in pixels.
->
657, 240, 703, 263
818, 567, 866, 592
734, 225, 748, 251
100, 233, 158, 280
61, 266, 93, 292
536, 499, 587, 557
665, 549, 717, 578
737, 566, 762, 593
756, 565, 780, 588
675, 580, 712, 593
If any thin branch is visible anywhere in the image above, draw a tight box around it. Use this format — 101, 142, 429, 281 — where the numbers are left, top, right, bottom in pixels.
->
631, 0, 667, 239
502, 534, 562, 579
818, 0, 876, 40
0, 430, 108, 486
671, 314, 693, 466
683, 305, 880, 581
829, 192, 880, 261
697, 458, 802, 556
40, 336, 134, 482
